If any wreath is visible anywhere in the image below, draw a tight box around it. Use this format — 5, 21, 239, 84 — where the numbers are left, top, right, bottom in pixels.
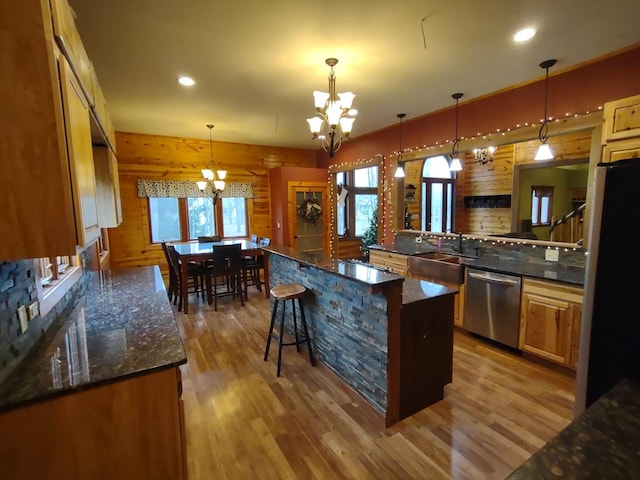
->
298, 198, 323, 224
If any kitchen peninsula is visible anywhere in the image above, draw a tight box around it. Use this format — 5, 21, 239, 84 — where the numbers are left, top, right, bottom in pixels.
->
262, 245, 457, 426
0, 266, 188, 480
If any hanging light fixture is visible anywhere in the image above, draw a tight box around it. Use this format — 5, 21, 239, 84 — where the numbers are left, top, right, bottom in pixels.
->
474, 146, 497, 165
393, 113, 407, 178
196, 124, 226, 204
449, 93, 464, 172
534, 59, 557, 161
306, 58, 357, 158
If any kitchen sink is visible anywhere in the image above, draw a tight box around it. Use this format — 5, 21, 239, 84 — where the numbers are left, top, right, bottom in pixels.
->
408, 253, 465, 285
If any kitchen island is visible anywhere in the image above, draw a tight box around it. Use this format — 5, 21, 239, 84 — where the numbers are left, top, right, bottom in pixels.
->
0, 266, 188, 480
263, 246, 457, 426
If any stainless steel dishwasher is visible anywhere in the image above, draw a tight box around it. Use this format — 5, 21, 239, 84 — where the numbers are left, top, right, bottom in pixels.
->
463, 268, 522, 348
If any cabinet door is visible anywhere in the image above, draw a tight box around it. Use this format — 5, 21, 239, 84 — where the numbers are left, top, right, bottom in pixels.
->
569, 303, 582, 369
93, 145, 122, 227
58, 55, 100, 247
601, 137, 640, 163
602, 94, 640, 143
520, 292, 573, 365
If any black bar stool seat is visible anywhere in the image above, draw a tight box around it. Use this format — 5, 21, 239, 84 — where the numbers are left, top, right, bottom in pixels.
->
264, 283, 315, 377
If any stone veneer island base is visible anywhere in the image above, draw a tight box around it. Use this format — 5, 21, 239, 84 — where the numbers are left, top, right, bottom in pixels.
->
263, 246, 457, 426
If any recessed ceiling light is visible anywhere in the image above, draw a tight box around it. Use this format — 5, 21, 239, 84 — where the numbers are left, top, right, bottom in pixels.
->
514, 28, 536, 42
178, 76, 195, 86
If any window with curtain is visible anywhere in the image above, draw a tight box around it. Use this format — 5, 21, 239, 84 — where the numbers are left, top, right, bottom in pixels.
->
532, 186, 554, 226
139, 180, 253, 243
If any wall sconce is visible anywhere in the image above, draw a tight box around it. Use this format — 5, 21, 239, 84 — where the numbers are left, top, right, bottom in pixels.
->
474, 146, 496, 165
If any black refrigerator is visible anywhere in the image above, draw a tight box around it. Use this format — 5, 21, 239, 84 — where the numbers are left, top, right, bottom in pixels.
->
574, 158, 640, 416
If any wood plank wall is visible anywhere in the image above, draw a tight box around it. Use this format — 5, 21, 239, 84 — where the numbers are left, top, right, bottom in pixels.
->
401, 130, 593, 236
109, 132, 317, 276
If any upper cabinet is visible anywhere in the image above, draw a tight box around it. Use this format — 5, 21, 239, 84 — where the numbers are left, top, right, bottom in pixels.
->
0, 0, 120, 261
602, 94, 640, 163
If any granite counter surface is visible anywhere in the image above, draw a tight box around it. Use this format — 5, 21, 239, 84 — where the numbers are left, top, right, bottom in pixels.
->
402, 278, 458, 305
263, 245, 404, 291
0, 266, 186, 413
507, 379, 640, 479
370, 243, 585, 286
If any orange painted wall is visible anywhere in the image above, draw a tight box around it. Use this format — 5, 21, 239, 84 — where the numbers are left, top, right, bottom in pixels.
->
269, 166, 328, 246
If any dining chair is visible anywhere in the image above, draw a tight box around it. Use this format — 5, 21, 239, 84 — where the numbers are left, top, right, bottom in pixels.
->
198, 235, 221, 243
166, 244, 207, 311
160, 242, 178, 302
205, 244, 246, 311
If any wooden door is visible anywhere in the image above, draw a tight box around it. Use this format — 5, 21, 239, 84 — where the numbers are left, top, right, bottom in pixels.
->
288, 183, 329, 254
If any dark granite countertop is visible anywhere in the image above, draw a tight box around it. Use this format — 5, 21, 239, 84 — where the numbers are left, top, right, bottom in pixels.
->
370, 243, 585, 286
0, 266, 186, 413
402, 278, 458, 305
507, 379, 640, 479
263, 245, 404, 291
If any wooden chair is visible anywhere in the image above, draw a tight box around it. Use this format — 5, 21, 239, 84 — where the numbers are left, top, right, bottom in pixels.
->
242, 237, 270, 299
166, 244, 207, 311
205, 244, 246, 311
161, 242, 178, 302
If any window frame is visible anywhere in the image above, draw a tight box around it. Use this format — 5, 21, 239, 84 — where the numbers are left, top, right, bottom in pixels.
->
147, 196, 249, 243
334, 164, 380, 240
531, 185, 554, 227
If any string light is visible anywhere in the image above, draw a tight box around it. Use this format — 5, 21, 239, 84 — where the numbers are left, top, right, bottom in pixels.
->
340, 107, 603, 166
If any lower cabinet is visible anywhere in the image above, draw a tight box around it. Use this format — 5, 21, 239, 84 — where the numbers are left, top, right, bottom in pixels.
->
519, 278, 583, 369
369, 249, 409, 276
0, 367, 187, 480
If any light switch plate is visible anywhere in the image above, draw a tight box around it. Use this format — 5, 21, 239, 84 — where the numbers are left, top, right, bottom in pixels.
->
28, 301, 39, 320
18, 306, 28, 334
545, 249, 559, 262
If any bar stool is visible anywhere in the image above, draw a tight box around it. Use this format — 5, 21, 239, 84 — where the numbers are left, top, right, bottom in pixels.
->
264, 283, 315, 377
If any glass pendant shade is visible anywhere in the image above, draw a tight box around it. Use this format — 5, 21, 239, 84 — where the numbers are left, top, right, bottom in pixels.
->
196, 181, 207, 191
449, 157, 463, 172
202, 169, 214, 180
312, 91, 330, 109
339, 117, 355, 135
338, 92, 356, 109
534, 143, 554, 161
307, 116, 324, 134
394, 165, 406, 178
213, 180, 225, 191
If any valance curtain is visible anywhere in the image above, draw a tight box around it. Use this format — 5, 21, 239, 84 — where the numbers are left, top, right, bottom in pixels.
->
137, 179, 254, 199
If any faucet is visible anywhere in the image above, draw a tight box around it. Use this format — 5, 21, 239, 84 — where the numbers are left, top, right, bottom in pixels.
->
452, 232, 463, 254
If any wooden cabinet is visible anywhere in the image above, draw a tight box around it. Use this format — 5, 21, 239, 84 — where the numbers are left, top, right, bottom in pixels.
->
601, 95, 640, 163
519, 278, 583, 368
602, 94, 640, 143
0, 367, 187, 479
369, 249, 409, 276
93, 145, 122, 227
0, 0, 119, 261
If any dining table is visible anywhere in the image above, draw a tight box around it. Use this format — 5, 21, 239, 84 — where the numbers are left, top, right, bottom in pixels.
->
169, 239, 268, 313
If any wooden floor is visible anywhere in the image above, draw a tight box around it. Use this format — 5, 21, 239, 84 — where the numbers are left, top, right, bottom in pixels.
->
176, 287, 575, 480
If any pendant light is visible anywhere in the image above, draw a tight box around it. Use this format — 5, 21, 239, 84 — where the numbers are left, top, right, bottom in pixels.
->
449, 93, 464, 172
393, 113, 407, 178
196, 124, 226, 204
534, 59, 557, 161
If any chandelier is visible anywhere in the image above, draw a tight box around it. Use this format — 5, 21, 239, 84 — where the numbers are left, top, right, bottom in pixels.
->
474, 146, 496, 165
306, 58, 357, 158
196, 124, 226, 203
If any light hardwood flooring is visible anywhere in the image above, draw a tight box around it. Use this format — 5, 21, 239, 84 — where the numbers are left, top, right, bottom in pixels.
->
175, 287, 575, 480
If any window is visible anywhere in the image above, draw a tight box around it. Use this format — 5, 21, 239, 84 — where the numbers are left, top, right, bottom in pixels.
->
150, 197, 181, 242
532, 186, 553, 226
335, 165, 379, 238
421, 156, 455, 233
148, 196, 248, 243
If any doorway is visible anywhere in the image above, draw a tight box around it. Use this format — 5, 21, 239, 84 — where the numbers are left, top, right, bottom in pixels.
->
288, 182, 329, 254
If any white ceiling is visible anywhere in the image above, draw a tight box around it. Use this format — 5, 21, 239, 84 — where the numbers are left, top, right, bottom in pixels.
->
68, 0, 640, 150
